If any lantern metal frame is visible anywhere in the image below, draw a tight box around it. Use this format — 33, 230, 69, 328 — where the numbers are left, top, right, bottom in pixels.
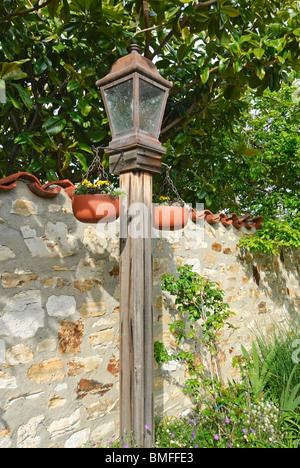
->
96, 41, 172, 174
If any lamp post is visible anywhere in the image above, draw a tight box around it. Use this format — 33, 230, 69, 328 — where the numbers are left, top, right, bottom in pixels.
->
97, 41, 172, 448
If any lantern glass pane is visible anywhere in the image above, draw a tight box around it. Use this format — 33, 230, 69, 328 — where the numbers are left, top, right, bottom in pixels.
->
104, 79, 134, 134
139, 80, 165, 136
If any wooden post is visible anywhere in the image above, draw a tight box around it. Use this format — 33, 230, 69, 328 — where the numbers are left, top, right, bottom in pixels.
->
119, 170, 154, 448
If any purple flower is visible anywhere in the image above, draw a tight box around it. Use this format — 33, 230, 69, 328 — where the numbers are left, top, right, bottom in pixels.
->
214, 435, 219, 440
171, 433, 175, 438
195, 445, 199, 448
250, 428, 256, 434
225, 418, 231, 424
192, 432, 196, 436
124, 445, 129, 448
109, 441, 113, 446
242, 429, 247, 434
227, 443, 233, 448
144, 424, 150, 431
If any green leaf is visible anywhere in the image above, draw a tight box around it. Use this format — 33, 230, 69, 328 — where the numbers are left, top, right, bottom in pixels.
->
77, 143, 94, 153
8, 93, 22, 109
48, 0, 60, 18
220, 6, 240, 17
165, 6, 180, 21
46, 169, 58, 181
61, 0, 71, 22
255, 63, 266, 80
0, 62, 28, 81
253, 48, 265, 59
77, 99, 92, 116
235, 59, 243, 73
62, 152, 71, 171
73, 152, 88, 172
201, 67, 210, 84
42, 116, 67, 135
69, 112, 83, 125
14, 132, 33, 144
34, 56, 52, 75
219, 58, 230, 73
67, 79, 81, 92
89, 128, 106, 143
11, 83, 32, 109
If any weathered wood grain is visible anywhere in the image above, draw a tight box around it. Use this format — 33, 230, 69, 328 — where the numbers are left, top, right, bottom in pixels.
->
119, 170, 154, 447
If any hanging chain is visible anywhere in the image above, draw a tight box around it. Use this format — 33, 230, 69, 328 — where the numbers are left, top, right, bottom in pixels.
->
158, 163, 185, 204
82, 146, 109, 182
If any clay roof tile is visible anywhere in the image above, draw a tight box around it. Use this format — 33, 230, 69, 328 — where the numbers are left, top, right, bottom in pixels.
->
0, 173, 263, 230
0, 172, 75, 198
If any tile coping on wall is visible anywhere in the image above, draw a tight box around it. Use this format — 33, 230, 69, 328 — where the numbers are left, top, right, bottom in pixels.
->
0, 172, 263, 230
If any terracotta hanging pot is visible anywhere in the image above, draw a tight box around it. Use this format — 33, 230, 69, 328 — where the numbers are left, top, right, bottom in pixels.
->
153, 205, 190, 231
72, 194, 120, 224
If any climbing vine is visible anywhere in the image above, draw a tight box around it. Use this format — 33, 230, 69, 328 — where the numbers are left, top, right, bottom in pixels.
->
154, 265, 236, 398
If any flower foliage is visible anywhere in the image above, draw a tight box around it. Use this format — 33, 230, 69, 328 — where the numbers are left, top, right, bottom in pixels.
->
75, 179, 126, 197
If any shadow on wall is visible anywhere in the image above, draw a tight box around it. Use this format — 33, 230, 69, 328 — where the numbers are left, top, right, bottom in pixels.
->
239, 248, 300, 318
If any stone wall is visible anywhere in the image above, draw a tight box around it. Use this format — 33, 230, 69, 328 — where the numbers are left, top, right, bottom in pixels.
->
0, 182, 299, 448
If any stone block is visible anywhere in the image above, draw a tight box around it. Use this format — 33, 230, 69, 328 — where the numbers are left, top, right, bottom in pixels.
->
36, 339, 56, 353
80, 301, 107, 318
0, 340, 5, 364
211, 242, 222, 252
0, 290, 44, 339
6, 344, 34, 366
153, 257, 170, 277
27, 358, 65, 383
203, 252, 217, 264
0, 245, 16, 261
11, 199, 38, 216
86, 398, 118, 420
107, 355, 120, 377
46, 295, 76, 317
0, 372, 17, 389
89, 329, 114, 348
47, 395, 67, 409
0, 429, 12, 449
64, 428, 91, 448
76, 379, 113, 399
47, 409, 81, 438
91, 421, 115, 442
17, 415, 45, 448
58, 320, 84, 354
67, 356, 102, 376
1, 271, 38, 288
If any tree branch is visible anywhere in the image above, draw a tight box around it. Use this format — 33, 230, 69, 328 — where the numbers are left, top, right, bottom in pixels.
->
5, 0, 56, 20
161, 96, 205, 135
150, 30, 174, 60
195, 0, 218, 8
9, 111, 20, 135
143, 0, 151, 59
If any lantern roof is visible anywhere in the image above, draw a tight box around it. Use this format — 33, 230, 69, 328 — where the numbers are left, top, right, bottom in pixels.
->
96, 40, 172, 90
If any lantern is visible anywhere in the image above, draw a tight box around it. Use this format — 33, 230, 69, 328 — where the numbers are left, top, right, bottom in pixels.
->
96, 41, 172, 174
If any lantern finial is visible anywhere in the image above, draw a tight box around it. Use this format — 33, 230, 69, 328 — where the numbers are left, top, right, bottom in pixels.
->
127, 39, 141, 55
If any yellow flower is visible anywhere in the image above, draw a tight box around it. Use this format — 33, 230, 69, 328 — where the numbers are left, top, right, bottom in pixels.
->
159, 196, 171, 202
82, 179, 93, 187
96, 180, 110, 186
